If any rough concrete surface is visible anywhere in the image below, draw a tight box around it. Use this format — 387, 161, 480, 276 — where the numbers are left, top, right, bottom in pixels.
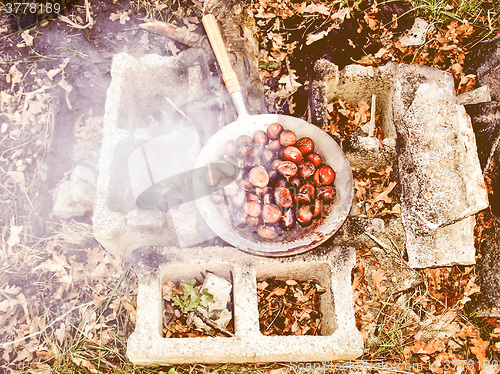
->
127, 246, 363, 365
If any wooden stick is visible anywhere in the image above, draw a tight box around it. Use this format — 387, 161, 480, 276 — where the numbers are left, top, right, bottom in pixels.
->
139, 20, 210, 51
193, 310, 234, 337
368, 93, 376, 137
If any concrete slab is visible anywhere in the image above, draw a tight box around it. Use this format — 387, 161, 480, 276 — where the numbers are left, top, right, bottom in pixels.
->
127, 245, 363, 364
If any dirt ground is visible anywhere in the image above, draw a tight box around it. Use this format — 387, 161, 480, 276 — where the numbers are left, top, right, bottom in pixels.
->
1, 0, 500, 372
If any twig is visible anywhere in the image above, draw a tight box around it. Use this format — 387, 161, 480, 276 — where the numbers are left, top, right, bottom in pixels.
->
139, 20, 210, 51
0, 301, 94, 347
193, 310, 234, 337
368, 93, 376, 137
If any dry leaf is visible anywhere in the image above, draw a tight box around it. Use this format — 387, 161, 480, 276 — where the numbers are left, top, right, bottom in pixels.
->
371, 268, 387, 298
469, 337, 489, 362
58, 77, 73, 93
305, 30, 328, 45
109, 10, 131, 24
7, 225, 23, 248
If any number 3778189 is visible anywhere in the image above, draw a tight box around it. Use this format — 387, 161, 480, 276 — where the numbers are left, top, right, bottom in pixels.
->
4, 2, 62, 14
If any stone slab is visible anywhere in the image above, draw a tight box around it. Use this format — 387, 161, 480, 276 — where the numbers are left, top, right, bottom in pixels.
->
127, 245, 363, 365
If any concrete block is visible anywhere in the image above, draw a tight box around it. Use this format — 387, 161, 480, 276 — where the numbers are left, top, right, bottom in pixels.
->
93, 50, 225, 258
127, 246, 363, 365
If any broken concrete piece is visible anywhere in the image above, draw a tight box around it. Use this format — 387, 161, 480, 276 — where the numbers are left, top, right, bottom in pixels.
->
406, 215, 476, 268
188, 272, 232, 333
398, 18, 433, 47
343, 135, 397, 169
52, 165, 96, 219
465, 34, 500, 101
456, 86, 491, 106
392, 65, 488, 267
392, 65, 488, 232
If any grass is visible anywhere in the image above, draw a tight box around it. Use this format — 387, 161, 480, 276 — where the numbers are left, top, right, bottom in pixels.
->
409, 0, 500, 39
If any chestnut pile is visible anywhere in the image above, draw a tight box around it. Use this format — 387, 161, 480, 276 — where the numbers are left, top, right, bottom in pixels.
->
206, 123, 337, 240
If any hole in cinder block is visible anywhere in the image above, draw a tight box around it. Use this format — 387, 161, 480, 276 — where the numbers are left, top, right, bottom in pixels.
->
159, 263, 234, 338
256, 261, 336, 336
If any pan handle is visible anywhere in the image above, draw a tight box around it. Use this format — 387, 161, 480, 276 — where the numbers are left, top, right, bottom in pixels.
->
202, 14, 249, 118
202, 14, 241, 95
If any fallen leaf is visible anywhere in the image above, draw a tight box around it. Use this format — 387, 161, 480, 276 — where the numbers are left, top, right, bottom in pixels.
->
306, 30, 328, 45
109, 10, 131, 24
58, 77, 73, 93
7, 225, 23, 248
469, 337, 489, 362
371, 268, 387, 298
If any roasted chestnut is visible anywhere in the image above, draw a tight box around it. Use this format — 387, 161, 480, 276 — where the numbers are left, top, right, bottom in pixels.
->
295, 137, 314, 154
297, 205, 313, 227
237, 143, 253, 159
281, 146, 303, 163
299, 183, 315, 198
210, 190, 225, 204
244, 201, 261, 217
267, 139, 281, 151
247, 215, 260, 227
306, 152, 322, 167
257, 224, 278, 240
297, 161, 316, 179
317, 186, 336, 202
267, 123, 283, 140
280, 130, 297, 146
246, 192, 259, 202
277, 160, 298, 178
274, 186, 293, 208
261, 148, 274, 164
253, 130, 269, 145
294, 193, 312, 205
249, 166, 269, 188
261, 203, 282, 223
313, 165, 336, 186
233, 209, 247, 228
231, 188, 246, 207
312, 198, 323, 218
236, 134, 253, 144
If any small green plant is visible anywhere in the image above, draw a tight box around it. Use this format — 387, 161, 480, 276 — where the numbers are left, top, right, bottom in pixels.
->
172, 281, 214, 313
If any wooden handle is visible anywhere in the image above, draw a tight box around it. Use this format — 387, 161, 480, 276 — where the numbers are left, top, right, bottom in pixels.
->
202, 14, 241, 95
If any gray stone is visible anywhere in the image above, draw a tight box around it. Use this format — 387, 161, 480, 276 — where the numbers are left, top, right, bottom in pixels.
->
127, 246, 363, 364
456, 86, 491, 106
399, 18, 434, 47
465, 34, 500, 101
187, 272, 232, 333
476, 222, 500, 309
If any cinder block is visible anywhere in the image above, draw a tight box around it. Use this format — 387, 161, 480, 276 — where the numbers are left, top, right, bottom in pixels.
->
127, 246, 363, 364
93, 51, 225, 258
